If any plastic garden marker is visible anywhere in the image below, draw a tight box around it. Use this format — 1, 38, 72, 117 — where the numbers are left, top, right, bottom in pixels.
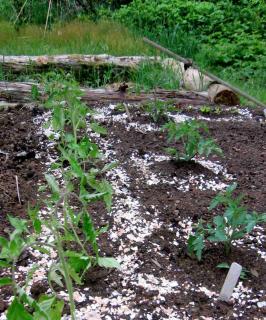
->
219, 262, 242, 302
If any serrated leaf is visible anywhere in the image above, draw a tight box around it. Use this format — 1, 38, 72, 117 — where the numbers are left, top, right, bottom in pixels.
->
7, 298, 33, 320
91, 122, 107, 136
45, 174, 60, 195
213, 216, 224, 227
48, 265, 64, 288
98, 257, 120, 269
0, 260, 11, 268
69, 158, 84, 178
0, 277, 12, 287
8, 216, 28, 233
0, 236, 8, 248
101, 162, 118, 173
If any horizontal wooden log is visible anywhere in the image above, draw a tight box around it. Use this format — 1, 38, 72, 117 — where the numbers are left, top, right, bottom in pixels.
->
0, 81, 209, 106
0, 55, 160, 73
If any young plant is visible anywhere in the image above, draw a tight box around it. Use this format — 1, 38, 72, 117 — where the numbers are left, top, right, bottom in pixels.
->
0, 73, 120, 319
199, 105, 211, 114
163, 119, 222, 161
144, 100, 176, 123
188, 183, 266, 260
0, 214, 64, 320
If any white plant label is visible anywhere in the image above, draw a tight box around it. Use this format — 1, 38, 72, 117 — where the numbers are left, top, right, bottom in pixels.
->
219, 262, 242, 302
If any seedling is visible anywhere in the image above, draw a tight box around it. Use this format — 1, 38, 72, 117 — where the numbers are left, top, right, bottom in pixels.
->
144, 100, 176, 123
200, 105, 211, 114
188, 183, 266, 260
163, 119, 223, 161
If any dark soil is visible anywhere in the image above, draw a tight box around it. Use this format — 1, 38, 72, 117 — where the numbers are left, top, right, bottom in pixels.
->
84, 108, 266, 319
0, 105, 45, 236
0, 105, 265, 319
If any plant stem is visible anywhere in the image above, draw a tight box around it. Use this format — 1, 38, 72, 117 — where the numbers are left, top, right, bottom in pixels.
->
54, 227, 76, 320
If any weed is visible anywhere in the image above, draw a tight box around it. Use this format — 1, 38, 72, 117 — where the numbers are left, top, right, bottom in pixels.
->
163, 119, 222, 162
188, 183, 266, 260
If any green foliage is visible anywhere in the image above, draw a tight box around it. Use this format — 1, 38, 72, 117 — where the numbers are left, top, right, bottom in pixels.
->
115, 0, 266, 72
199, 106, 211, 114
0, 73, 120, 319
115, 0, 266, 103
133, 62, 180, 92
188, 184, 266, 260
163, 119, 222, 161
144, 100, 176, 123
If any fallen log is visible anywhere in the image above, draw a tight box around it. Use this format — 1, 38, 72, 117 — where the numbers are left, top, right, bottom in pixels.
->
0, 54, 159, 73
0, 81, 209, 106
208, 84, 240, 105
0, 54, 240, 106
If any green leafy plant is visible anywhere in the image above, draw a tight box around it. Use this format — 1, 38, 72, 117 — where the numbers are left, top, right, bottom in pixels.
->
199, 106, 211, 114
144, 100, 176, 123
188, 183, 266, 260
0, 214, 64, 320
163, 119, 222, 161
1, 73, 120, 319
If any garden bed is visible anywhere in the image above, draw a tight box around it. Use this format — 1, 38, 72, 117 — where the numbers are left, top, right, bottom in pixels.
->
0, 102, 265, 319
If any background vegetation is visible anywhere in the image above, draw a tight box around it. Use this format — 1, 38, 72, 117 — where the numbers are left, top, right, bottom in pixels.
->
0, 0, 265, 102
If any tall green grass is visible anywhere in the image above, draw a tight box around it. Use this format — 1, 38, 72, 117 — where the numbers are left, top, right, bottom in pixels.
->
0, 20, 152, 56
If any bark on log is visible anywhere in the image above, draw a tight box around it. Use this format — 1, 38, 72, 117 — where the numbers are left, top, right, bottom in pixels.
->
0, 81, 209, 106
0, 55, 160, 73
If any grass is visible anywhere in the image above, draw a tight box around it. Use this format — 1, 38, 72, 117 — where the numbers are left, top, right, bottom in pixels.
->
149, 30, 266, 105
0, 19, 152, 56
0, 19, 265, 104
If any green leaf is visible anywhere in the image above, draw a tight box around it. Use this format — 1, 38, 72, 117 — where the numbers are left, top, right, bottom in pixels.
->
98, 257, 120, 269
48, 264, 64, 288
95, 180, 113, 211
65, 251, 90, 274
8, 216, 28, 233
0, 277, 12, 287
216, 262, 230, 269
49, 300, 64, 320
69, 158, 84, 178
45, 174, 60, 195
0, 260, 11, 267
91, 122, 107, 136
31, 85, 40, 101
193, 234, 205, 261
7, 298, 33, 320
0, 236, 8, 248
213, 216, 224, 227
68, 266, 83, 285
209, 229, 227, 242
52, 105, 65, 131
101, 162, 118, 173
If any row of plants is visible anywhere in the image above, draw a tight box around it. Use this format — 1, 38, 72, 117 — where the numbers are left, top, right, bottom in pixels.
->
144, 100, 266, 262
0, 73, 120, 319
0, 80, 265, 318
